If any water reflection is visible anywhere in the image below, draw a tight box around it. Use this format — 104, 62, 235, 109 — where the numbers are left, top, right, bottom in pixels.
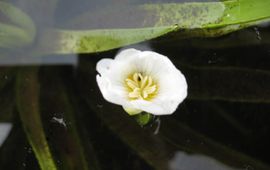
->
169, 152, 240, 170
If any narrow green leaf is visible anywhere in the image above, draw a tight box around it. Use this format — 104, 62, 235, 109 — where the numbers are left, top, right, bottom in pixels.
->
0, 23, 33, 48
38, 0, 270, 54
13, 0, 58, 27
142, 2, 225, 28
0, 1, 36, 48
39, 67, 100, 170
0, 1, 35, 32
213, 0, 270, 27
37, 26, 177, 54
16, 67, 57, 170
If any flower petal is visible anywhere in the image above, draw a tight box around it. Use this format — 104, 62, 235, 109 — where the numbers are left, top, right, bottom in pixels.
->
130, 92, 186, 115
115, 48, 141, 61
96, 75, 127, 106
157, 69, 188, 101
123, 107, 142, 115
130, 99, 168, 115
96, 58, 113, 76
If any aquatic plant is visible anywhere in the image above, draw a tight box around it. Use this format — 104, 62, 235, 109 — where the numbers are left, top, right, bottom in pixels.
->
1, 0, 270, 170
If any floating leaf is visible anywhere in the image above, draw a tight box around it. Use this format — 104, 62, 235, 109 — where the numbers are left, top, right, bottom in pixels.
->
36, 26, 176, 55
37, 0, 270, 54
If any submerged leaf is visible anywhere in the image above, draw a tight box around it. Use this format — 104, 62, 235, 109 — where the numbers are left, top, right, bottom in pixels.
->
0, 1, 36, 48
16, 67, 57, 170
39, 67, 100, 170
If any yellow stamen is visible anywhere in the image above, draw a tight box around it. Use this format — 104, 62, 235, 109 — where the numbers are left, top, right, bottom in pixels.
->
125, 72, 158, 100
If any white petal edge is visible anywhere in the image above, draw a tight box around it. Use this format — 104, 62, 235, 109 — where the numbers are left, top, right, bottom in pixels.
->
96, 58, 113, 76
96, 75, 127, 106
129, 82, 187, 115
115, 48, 142, 61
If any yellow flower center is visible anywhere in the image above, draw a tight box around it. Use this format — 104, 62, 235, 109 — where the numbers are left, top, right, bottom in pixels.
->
125, 72, 158, 100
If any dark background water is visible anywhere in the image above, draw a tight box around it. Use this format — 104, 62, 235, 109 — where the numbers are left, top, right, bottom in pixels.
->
1, 0, 270, 170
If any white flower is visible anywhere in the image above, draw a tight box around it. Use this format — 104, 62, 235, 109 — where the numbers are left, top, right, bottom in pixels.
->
96, 48, 187, 115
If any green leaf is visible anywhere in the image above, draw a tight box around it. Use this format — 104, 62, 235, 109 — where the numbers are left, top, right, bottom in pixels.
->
213, 0, 270, 27
16, 67, 57, 170
39, 67, 100, 170
0, 2, 35, 31
37, 0, 270, 54
36, 26, 176, 55
0, 1, 36, 48
0, 23, 30, 48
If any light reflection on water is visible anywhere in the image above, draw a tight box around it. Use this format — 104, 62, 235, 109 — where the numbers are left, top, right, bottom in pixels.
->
169, 152, 240, 170
0, 123, 12, 147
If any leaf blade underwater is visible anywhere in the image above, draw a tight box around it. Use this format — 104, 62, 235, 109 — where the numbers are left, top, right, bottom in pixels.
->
16, 67, 57, 170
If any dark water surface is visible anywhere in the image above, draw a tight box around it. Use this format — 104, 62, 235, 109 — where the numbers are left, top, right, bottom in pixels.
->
1, 0, 270, 170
